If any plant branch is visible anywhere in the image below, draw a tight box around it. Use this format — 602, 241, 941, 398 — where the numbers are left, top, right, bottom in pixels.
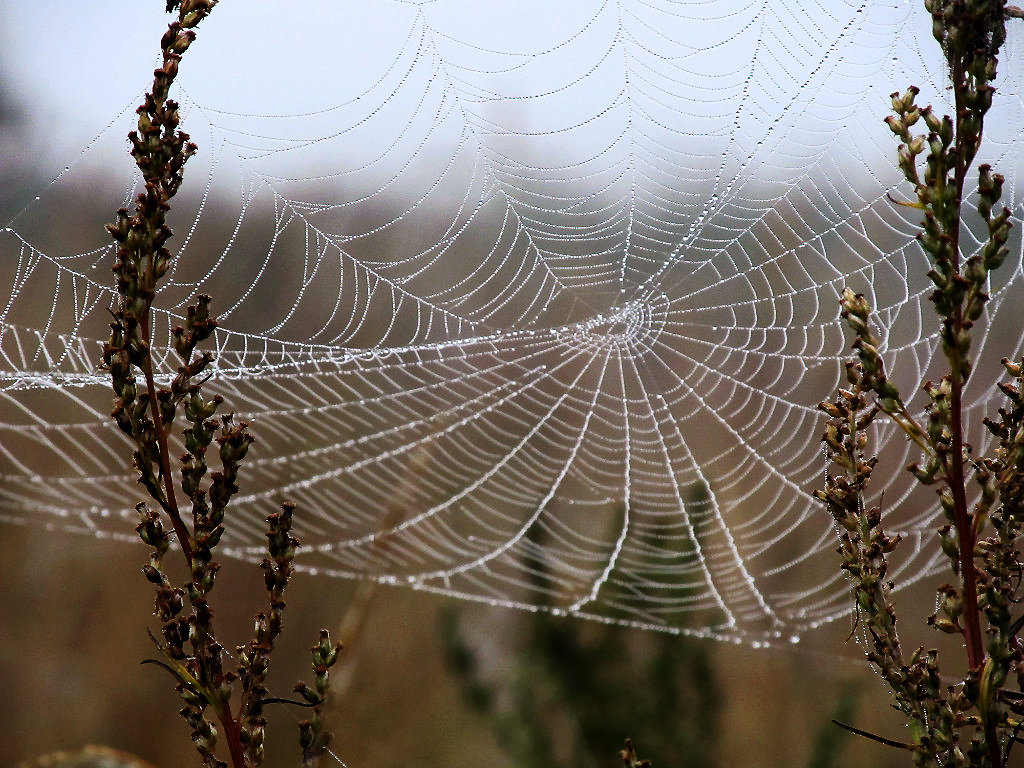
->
830, 720, 919, 752
821, 3, 1019, 766
947, 54, 985, 676
141, 325, 194, 566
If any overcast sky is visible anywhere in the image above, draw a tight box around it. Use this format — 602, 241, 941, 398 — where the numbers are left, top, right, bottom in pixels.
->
1, 1, 617, 167
3, 0, 991, 208
3, 2, 393, 165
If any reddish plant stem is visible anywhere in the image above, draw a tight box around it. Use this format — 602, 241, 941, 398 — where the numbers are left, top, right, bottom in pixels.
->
948, 59, 1002, 768
139, 306, 242, 767
218, 701, 245, 768
948, 384, 983, 669
948, 62, 984, 670
141, 308, 194, 567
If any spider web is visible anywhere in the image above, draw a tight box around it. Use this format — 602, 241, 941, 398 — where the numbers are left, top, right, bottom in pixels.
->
2, 0, 1023, 644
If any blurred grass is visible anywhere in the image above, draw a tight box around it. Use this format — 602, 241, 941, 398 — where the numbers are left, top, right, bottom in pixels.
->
1, 517, 912, 768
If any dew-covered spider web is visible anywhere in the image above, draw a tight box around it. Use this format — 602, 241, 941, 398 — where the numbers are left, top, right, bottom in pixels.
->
2, 0, 1023, 644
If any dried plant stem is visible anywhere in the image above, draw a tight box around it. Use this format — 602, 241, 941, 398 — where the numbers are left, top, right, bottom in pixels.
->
221, 702, 245, 768
943, 48, 1000, 765
945, 178, 998, 768
819, 2, 1021, 766
946, 50, 984, 675
140, 334, 194, 566
104, 3, 340, 766
949, 383, 983, 668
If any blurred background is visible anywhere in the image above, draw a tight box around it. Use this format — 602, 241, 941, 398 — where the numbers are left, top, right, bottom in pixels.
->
2, 517, 914, 768
1, 3, 1018, 767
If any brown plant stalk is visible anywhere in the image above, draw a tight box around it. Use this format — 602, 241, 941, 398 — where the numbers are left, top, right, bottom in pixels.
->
102, 3, 339, 766
818, 2, 1020, 766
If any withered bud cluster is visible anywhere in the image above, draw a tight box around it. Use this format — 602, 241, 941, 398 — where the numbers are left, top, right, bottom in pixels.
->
101, 3, 339, 767
817, 345, 982, 767
818, 2, 1022, 766
296, 629, 342, 766
619, 739, 652, 768
886, 0, 1011, 386
103, 0, 221, 563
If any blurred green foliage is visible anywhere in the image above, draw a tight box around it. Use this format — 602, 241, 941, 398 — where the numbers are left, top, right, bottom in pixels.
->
441, 486, 722, 768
